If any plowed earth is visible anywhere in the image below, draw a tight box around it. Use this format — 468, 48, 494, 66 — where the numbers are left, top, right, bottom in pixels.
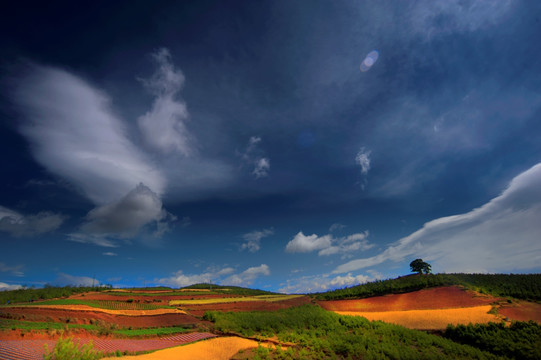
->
0, 332, 217, 360
182, 296, 312, 317
498, 300, 541, 322
0, 307, 204, 328
317, 286, 497, 312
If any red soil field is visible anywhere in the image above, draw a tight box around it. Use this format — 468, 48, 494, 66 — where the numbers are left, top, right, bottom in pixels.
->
183, 296, 312, 317
0, 307, 206, 328
317, 286, 498, 312
498, 300, 541, 323
0, 333, 217, 360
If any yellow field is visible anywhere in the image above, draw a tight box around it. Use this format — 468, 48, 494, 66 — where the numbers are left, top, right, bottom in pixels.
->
334, 305, 499, 330
28, 305, 186, 316
169, 294, 303, 306
103, 337, 260, 360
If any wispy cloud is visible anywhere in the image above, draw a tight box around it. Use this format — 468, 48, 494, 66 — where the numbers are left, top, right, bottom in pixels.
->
55, 273, 100, 287
0, 205, 65, 237
279, 270, 381, 294
406, 0, 515, 39
240, 136, 270, 179
158, 264, 270, 287
224, 264, 270, 286
240, 228, 274, 252
355, 147, 371, 189
0, 262, 24, 277
102, 252, 117, 256
329, 223, 346, 232
334, 163, 541, 274
12, 63, 166, 205
137, 48, 194, 155
285, 231, 372, 257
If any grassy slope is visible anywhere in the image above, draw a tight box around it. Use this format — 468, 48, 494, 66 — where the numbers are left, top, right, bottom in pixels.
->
314, 273, 541, 301
206, 305, 505, 359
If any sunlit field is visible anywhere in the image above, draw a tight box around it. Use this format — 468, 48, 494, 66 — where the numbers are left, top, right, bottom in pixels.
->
102, 337, 260, 360
335, 305, 499, 330
169, 294, 303, 306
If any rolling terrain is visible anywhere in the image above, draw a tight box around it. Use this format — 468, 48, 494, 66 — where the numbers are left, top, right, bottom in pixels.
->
0, 274, 540, 359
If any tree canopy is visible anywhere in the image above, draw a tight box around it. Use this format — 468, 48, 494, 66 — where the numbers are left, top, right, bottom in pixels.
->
410, 259, 432, 274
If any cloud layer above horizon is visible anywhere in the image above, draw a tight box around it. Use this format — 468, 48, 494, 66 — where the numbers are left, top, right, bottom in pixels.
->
334, 163, 541, 274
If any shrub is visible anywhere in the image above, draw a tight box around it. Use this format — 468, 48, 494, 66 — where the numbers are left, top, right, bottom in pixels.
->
43, 337, 103, 360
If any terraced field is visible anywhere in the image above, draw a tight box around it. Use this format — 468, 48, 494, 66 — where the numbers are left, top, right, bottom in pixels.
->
0, 333, 217, 360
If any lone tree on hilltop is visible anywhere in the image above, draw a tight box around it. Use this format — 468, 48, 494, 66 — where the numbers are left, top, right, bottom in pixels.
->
410, 259, 432, 274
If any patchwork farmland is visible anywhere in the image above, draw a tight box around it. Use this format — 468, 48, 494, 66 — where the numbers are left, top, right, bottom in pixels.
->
1, 274, 540, 359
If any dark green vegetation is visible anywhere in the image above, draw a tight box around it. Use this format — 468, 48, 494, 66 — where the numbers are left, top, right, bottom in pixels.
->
103, 284, 277, 297
0, 286, 108, 305
410, 259, 432, 275
1, 298, 174, 310
205, 305, 506, 359
182, 283, 278, 296
315, 273, 541, 301
444, 321, 541, 360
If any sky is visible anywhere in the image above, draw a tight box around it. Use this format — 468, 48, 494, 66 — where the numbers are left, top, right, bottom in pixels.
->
1, 0, 540, 293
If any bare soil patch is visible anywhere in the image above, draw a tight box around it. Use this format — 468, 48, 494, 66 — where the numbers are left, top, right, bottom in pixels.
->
0, 307, 205, 328
183, 296, 311, 317
498, 300, 541, 323
317, 286, 497, 312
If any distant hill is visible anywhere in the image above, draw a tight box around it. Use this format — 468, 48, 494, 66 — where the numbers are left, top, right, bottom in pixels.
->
181, 283, 279, 296
314, 273, 541, 301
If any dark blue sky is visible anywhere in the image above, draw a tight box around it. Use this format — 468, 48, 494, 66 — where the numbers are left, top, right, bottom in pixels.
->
1, 0, 540, 292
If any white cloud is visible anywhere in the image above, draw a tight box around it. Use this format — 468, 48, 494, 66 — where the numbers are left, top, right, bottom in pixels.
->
252, 158, 270, 179
55, 273, 100, 287
240, 136, 270, 179
103, 252, 117, 256
285, 232, 332, 253
67, 233, 119, 248
224, 264, 271, 286
137, 48, 194, 155
334, 163, 541, 274
0, 205, 65, 237
158, 264, 269, 288
279, 271, 378, 294
240, 228, 274, 252
355, 148, 371, 175
319, 232, 373, 256
0, 262, 24, 277
0, 282, 23, 291
12, 63, 166, 205
285, 231, 372, 256
80, 183, 171, 239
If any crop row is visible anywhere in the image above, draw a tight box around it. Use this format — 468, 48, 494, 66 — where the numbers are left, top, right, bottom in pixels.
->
6, 299, 171, 310
169, 294, 302, 306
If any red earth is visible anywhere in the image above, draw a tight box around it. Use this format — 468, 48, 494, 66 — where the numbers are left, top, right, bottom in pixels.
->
181, 296, 312, 317
0, 307, 206, 328
316, 286, 498, 312
498, 300, 541, 323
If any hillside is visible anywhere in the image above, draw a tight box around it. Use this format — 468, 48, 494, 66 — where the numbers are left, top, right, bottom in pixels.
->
314, 273, 541, 301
